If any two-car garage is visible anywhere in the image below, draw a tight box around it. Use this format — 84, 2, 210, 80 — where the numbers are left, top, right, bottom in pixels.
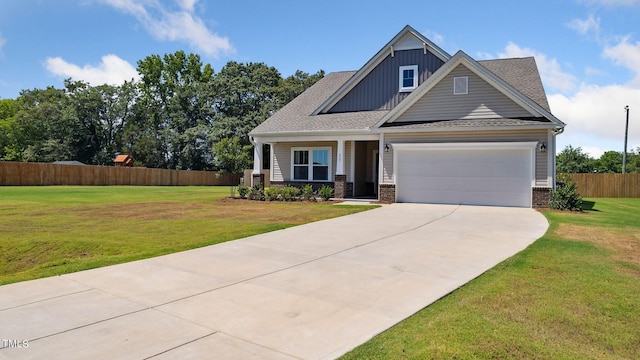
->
393, 142, 537, 208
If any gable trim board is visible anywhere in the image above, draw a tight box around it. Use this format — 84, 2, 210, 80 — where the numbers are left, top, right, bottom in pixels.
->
392, 142, 537, 207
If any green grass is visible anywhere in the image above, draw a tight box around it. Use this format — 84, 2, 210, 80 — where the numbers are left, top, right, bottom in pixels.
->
342, 198, 640, 359
0, 186, 376, 285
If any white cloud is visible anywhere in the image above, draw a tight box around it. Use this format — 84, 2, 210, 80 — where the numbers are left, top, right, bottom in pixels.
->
582, 145, 607, 158
45, 54, 140, 86
424, 30, 445, 46
603, 37, 640, 86
178, 0, 198, 12
498, 42, 578, 93
567, 14, 600, 36
101, 0, 234, 58
549, 84, 640, 149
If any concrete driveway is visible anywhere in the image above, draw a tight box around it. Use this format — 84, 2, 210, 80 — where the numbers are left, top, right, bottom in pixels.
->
0, 204, 548, 360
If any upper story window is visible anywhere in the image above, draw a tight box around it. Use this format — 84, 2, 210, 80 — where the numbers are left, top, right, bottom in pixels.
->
454, 76, 468, 95
399, 65, 418, 92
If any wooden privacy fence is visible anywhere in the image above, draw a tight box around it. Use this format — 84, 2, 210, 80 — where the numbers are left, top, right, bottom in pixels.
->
568, 173, 640, 198
0, 162, 240, 186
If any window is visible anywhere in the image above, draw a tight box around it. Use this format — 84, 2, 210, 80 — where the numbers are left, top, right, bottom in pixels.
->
454, 76, 468, 95
292, 147, 331, 181
399, 65, 418, 92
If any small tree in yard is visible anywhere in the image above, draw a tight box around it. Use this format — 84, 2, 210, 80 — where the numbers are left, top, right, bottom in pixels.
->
212, 137, 252, 175
550, 174, 583, 211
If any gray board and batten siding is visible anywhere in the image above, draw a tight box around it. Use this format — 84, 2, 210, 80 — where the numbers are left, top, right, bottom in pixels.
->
393, 64, 533, 123
328, 49, 445, 113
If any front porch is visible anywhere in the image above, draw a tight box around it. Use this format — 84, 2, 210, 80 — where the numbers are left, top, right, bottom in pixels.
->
250, 139, 381, 200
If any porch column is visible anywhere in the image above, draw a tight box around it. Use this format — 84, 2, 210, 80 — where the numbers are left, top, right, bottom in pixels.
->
334, 139, 347, 199
252, 140, 264, 187
336, 139, 345, 175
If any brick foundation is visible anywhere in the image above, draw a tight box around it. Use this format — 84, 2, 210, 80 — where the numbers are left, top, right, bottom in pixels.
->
251, 173, 264, 187
379, 184, 396, 203
334, 175, 347, 199
532, 187, 552, 208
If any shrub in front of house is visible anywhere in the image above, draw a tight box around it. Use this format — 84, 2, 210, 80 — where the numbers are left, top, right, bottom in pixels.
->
318, 185, 334, 201
550, 174, 583, 211
247, 184, 265, 201
280, 185, 301, 201
264, 187, 281, 201
237, 185, 249, 199
300, 184, 316, 202
238, 184, 334, 202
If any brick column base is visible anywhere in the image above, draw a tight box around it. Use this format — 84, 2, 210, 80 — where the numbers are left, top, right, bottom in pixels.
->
334, 174, 347, 199
252, 174, 264, 188
532, 187, 552, 208
379, 184, 396, 203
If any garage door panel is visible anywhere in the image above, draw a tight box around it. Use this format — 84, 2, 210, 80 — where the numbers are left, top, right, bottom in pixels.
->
404, 189, 530, 207
400, 176, 528, 193
396, 146, 532, 207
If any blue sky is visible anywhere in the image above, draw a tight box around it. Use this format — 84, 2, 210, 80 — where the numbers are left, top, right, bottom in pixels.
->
1, 0, 639, 157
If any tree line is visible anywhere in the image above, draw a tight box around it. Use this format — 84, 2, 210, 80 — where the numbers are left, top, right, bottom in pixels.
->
0, 51, 324, 171
557, 145, 640, 173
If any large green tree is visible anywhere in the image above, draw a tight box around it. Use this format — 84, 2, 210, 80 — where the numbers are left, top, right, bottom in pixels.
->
210, 62, 283, 146
595, 151, 623, 173
0, 99, 18, 160
2, 54, 323, 170
556, 145, 596, 173
135, 51, 215, 170
13, 86, 72, 162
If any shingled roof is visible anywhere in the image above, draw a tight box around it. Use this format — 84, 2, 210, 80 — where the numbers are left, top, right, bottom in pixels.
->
250, 71, 389, 135
250, 57, 556, 136
479, 57, 551, 112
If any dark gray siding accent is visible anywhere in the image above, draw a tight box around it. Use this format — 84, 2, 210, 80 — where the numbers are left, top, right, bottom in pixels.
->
395, 65, 532, 122
328, 49, 445, 113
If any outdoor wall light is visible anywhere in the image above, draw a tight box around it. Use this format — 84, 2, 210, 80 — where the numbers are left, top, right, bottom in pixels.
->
384, 143, 391, 152
539, 142, 547, 153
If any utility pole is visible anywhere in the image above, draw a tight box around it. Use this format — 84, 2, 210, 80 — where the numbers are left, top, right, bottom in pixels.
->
623, 105, 630, 173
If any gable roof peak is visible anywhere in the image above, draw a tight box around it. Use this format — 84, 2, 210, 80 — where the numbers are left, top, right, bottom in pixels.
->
312, 25, 451, 115
388, 25, 451, 62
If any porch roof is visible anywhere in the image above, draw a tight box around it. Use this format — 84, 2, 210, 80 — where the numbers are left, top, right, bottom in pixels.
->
250, 71, 389, 136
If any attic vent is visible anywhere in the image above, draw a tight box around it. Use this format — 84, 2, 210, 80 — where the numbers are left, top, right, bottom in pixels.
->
454, 76, 468, 95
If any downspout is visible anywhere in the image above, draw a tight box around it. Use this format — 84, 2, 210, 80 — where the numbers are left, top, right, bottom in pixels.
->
552, 127, 565, 190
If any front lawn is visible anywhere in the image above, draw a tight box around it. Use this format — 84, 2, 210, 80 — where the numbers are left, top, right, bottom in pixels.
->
342, 198, 640, 359
0, 186, 376, 285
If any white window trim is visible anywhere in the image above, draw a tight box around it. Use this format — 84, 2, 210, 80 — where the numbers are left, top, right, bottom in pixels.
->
454, 76, 468, 95
399, 65, 418, 92
291, 147, 332, 182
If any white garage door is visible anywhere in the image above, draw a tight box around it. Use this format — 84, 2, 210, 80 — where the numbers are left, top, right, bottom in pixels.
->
395, 143, 534, 207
